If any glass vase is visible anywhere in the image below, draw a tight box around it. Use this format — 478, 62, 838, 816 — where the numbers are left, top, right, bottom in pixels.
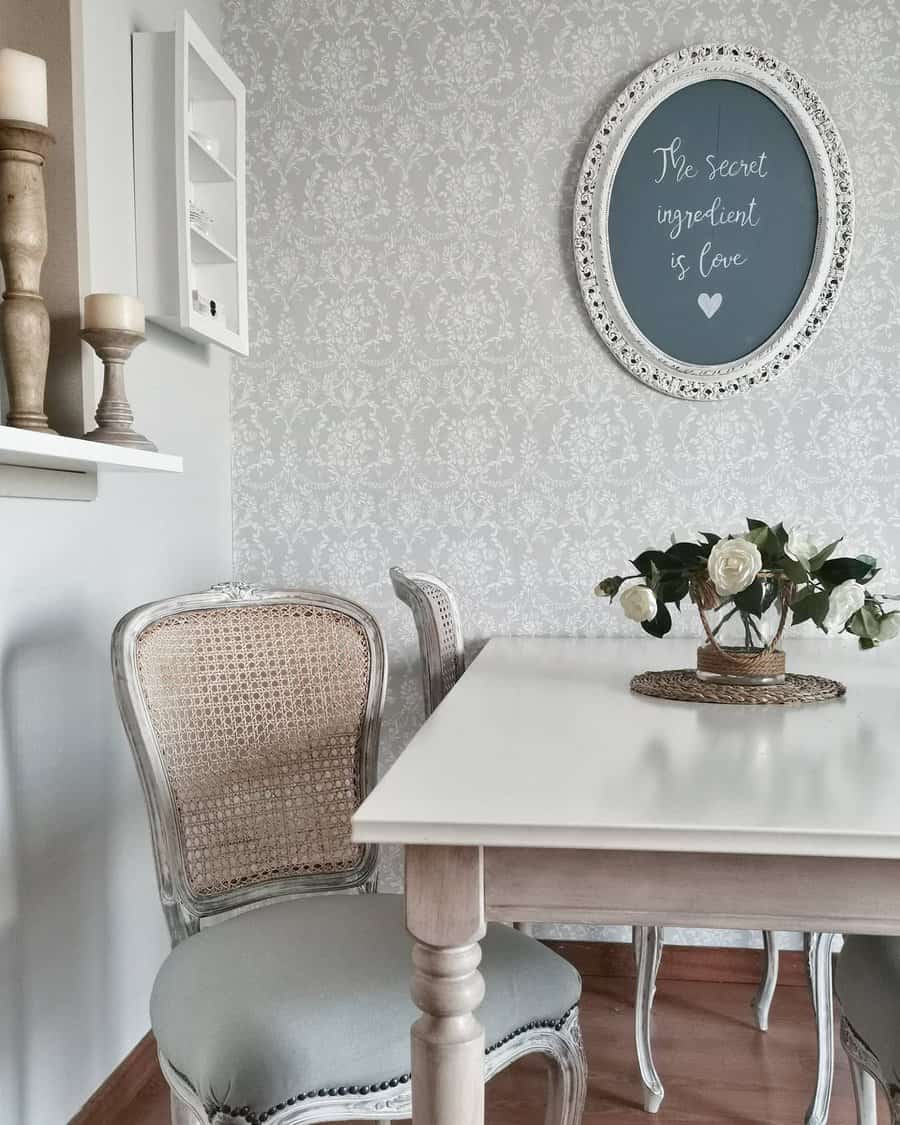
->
695, 573, 793, 685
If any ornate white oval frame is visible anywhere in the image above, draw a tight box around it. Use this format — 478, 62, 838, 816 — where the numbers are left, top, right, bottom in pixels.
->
573, 44, 854, 400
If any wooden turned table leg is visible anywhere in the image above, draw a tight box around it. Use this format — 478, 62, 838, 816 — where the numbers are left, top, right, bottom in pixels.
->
407, 846, 486, 1125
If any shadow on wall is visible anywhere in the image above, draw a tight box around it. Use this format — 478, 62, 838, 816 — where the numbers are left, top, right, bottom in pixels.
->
0, 613, 113, 1123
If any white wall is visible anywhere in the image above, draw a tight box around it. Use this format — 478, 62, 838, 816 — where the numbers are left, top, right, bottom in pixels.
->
0, 3, 231, 1122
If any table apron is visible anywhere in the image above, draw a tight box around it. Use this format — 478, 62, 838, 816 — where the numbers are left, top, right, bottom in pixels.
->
484, 847, 900, 934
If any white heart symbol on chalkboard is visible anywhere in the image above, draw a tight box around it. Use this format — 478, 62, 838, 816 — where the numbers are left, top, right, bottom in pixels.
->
698, 292, 723, 319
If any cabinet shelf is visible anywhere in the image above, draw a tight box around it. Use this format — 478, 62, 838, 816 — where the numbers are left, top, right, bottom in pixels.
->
190, 225, 236, 264
133, 12, 248, 355
189, 132, 235, 183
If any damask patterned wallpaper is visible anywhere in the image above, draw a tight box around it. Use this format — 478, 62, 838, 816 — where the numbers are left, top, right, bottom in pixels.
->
221, 0, 900, 946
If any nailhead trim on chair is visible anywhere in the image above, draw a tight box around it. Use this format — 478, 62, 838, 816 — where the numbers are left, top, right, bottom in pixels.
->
204, 1006, 578, 1124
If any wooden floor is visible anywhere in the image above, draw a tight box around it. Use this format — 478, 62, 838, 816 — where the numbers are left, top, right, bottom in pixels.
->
127, 944, 871, 1125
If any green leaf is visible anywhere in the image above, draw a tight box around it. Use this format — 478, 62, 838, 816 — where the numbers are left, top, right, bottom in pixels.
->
819, 557, 878, 587
780, 557, 809, 584
632, 550, 671, 579
745, 525, 769, 548
759, 578, 780, 615
807, 538, 842, 572
743, 524, 783, 566
665, 541, 709, 566
772, 522, 789, 549
734, 579, 765, 617
747, 518, 769, 530
792, 591, 829, 627
641, 601, 672, 639
657, 574, 690, 606
859, 636, 878, 650
700, 532, 721, 546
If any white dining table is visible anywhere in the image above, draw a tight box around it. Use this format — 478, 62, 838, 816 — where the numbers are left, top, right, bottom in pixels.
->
351, 636, 900, 1125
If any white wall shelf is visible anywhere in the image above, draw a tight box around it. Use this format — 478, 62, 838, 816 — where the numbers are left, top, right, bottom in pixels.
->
189, 133, 235, 183
133, 12, 248, 356
0, 426, 183, 500
190, 225, 236, 264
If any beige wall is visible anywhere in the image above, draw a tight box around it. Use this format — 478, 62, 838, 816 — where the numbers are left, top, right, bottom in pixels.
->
0, 3, 231, 1121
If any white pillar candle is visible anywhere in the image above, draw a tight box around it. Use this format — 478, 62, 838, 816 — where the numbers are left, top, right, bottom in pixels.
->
83, 293, 145, 334
0, 49, 48, 128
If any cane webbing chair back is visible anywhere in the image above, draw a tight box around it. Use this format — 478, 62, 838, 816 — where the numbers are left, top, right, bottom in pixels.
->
112, 585, 387, 943
389, 567, 465, 717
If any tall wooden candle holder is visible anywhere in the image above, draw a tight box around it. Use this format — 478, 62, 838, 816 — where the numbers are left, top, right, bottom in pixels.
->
0, 119, 55, 432
81, 328, 156, 450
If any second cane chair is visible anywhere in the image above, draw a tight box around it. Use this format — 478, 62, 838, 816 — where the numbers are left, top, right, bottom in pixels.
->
112, 583, 587, 1125
390, 566, 835, 1119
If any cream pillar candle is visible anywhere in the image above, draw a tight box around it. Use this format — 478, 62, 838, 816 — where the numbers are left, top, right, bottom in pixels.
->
0, 49, 48, 127
83, 293, 145, 334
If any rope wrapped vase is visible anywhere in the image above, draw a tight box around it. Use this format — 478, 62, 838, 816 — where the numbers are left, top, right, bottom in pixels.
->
695, 573, 793, 686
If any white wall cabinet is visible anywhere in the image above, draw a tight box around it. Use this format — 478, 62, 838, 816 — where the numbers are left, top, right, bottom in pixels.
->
133, 11, 248, 355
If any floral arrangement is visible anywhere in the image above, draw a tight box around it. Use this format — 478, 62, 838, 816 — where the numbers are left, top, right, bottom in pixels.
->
595, 519, 899, 649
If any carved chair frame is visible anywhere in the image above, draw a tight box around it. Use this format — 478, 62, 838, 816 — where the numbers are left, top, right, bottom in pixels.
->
389, 568, 465, 718
165, 1006, 586, 1125
574, 42, 854, 400
115, 583, 587, 1125
840, 1014, 900, 1125
111, 582, 387, 946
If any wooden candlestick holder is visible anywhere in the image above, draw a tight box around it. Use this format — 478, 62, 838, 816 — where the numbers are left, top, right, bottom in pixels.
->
81, 327, 156, 450
0, 119, 55, 432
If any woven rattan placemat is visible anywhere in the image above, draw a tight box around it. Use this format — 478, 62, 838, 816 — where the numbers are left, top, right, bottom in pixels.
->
630, 668, 846, 706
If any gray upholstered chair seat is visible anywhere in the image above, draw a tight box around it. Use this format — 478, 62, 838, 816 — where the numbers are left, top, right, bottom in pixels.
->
837, 935, 900, 1088
151, 892, 581, 1122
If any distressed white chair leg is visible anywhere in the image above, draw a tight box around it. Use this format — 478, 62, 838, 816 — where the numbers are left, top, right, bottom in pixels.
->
170, 1090, 201, 1125
544, 1010, 589, 1125
848, 1056, 878, 1125
634, 925, 664, 1114
804, 931, 838, 1125
752, 930, 780, 1031
631, 925, 662, 985
652, 928, 663, 985
841, 1016, 885, 1125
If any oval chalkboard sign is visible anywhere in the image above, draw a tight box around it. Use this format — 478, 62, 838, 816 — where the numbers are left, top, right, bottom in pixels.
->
574, 45, 853, 399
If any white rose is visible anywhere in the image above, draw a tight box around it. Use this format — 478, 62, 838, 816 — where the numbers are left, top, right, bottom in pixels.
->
620, 585, 658, 623
785, 528, 819, 568
879, 612, 900, 642
707, 537, 763, 597
822, 580, 866, 634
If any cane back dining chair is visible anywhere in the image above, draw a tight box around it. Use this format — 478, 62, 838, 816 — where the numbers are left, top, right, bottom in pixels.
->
836, 935, 900, 1125
389, 566, 836, 1120
112, 583, 587, 1125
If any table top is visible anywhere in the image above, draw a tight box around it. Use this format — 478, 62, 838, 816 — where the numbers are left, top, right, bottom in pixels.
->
352, 637, 900, 858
